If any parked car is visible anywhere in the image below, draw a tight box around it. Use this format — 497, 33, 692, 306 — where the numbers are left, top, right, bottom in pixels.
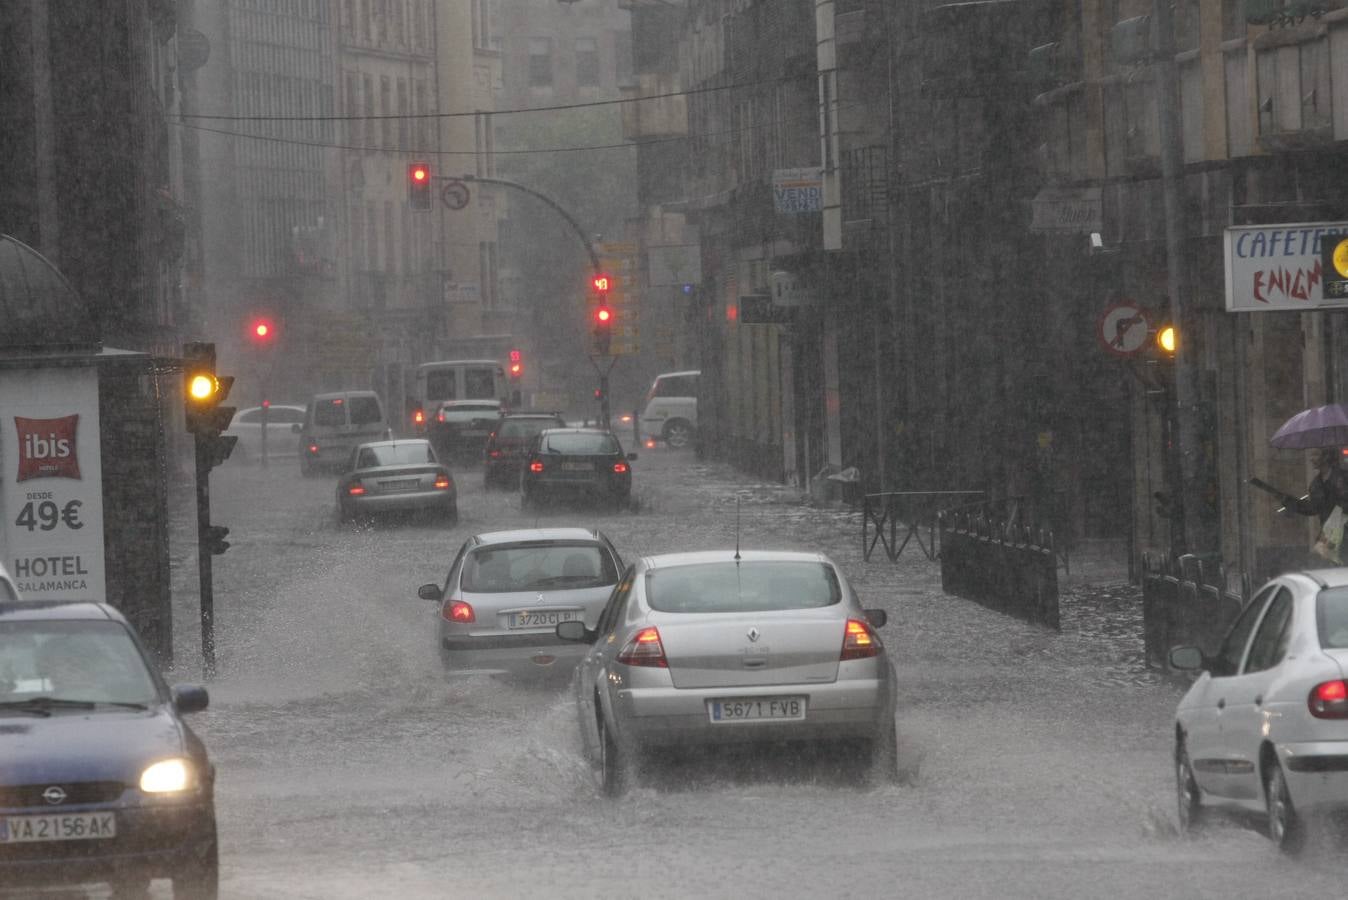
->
482, 412, 568, 489
1169, 567, 1348, 854
223, 402, 305, 462
335, 439, 457, 524
556, 549, 897, 795
0, 599, 217, 896
430, 399, 502, 462
639, 369, 699, 449
417, 528, 624, 680
299, 390, 391, 476
519, 428, 636, 510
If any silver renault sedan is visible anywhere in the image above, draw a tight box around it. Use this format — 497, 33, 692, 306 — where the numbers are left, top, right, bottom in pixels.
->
418, 528, 624, 681
557, 550, 898, 795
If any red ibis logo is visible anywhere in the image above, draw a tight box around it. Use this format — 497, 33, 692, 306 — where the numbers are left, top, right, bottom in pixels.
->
15, 415, 81, 482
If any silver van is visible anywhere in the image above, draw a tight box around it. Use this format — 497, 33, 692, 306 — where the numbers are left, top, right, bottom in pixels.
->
639, 370, 700, 448
409, 360, 507, 435
298, 390, 390, 475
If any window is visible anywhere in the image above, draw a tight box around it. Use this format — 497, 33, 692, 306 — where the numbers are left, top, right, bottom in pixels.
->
528, 38, 553, 88
356, 443, 435, 468
1244, 589, 1294, 674
426, 370, 457, 402
1318, 587, 1348, 648
479, 241, 497, 308
464, 367, 498, 399
646, 561, 842, 614
397, 78, 409, 149
461, 543, 619, 593
348, 395, 383, 426
314, 399, 348, 427
500, 418, 564, 439
1213, 586, 1276, 677
475, 112, 495, 177
596, 566, 636, 637
0, 621, 160, 707
472, 0, 493, 50
575, 37, 599, 87
380, 76, 392, 148
540, 433, 621, 455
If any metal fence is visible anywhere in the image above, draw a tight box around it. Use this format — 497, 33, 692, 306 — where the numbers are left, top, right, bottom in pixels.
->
1140, 553, 1249, 669
938, 506, 1061, 630
861, 490, 984, 562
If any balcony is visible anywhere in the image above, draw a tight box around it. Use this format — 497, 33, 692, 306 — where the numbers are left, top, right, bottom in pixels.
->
622, 72, 688, 142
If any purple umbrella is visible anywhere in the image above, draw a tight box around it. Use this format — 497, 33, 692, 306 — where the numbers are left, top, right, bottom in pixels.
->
1270, 403, 1348, 449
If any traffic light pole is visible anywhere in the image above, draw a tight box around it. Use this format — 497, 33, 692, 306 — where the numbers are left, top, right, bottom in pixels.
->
193, 438, 217, 679
589, 354, 618, 430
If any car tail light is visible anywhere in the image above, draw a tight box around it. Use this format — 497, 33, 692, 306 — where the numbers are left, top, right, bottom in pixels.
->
529, 460, 544, 473
489, 449, 501, 458
437, 410, 446, 423
442, 599, 475, 623
434, 474, 452, 490
840, 618, 882, 661
413, 409, 424, 425
307, 443, 319, 454
613, 461, 629, 474
1309, 680, 1348, 718
346, 484, 366, 496
645, 439, 656, 449
616, 627, 667, 667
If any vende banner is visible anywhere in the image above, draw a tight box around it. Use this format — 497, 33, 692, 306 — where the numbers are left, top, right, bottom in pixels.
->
0, 366, 106, 601
1224, 221, 1348, 312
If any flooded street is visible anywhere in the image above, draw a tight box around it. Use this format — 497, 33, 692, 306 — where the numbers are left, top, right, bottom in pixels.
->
154, 448, 1348, 899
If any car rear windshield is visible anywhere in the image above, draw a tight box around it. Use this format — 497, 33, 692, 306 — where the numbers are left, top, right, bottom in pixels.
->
0, 620, 160, 707
540, 433, 620, 454
349, 395, 383, 425
357, 444, 435, 468
500, 418, 561, 439
1318, 586, 1348, 648
461, 543, 618, 593
440, 403, 500, 422
314, 398, 347, 427
463, 367, 497, 399
645, 561, 841, 613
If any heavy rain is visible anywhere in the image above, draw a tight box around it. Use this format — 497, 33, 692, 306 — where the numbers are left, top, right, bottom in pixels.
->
3, 1, 1348, 899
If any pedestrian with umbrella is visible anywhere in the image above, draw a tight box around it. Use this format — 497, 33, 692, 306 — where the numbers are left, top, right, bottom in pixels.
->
1265, 402, 1348, 563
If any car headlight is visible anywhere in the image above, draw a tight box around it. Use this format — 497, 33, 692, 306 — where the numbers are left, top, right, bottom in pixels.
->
139, 758, 194, 793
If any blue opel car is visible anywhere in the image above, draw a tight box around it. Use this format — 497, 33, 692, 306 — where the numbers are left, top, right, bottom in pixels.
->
0, 601, 217, 897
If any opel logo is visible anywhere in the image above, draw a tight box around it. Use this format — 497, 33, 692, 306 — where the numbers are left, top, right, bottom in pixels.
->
747, 627, 760, 643
42, 786, 67, 805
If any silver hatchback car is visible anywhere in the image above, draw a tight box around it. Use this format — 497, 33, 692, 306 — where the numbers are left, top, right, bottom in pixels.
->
557, 550, 898, 795
418, 528, 624, 681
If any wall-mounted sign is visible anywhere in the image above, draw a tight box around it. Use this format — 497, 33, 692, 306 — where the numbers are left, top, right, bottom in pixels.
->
772, 168, 824, 214
1031, 186, 1102, 233
1224, 221, 1348, 312
0, 367, 106, 601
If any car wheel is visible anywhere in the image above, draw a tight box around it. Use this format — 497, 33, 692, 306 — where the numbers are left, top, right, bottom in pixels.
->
443, 502, 459, 526
868, 718, 901, 786
598, 714, 632, 797
1175, 741, 1205, 834
663, 419, 693, 449
171, 834, 219, 899
1265, 760, 1305, 855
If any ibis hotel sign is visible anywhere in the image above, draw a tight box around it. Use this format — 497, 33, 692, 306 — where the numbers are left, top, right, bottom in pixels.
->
1224, 221, 1348, 312
0, 367, 106, 600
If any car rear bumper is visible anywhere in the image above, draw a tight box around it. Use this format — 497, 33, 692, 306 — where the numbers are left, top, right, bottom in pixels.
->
0, 801, 214, 887
613, 679, 891, 747
439, 634, 587, 679
1278, 740, 1348, 810
344, 490, 456, 516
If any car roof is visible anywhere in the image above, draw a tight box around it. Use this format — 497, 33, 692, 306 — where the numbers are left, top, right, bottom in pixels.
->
655, 370, 700, 379
640, 549, 832, 569
500, 412, 564, 419
538, 427, 614, 436
1300, 568, 1348, 589
355, 439, 432, 450
0, 600, 124, 622
471, 527, 605, 546
312, 390, 379, 401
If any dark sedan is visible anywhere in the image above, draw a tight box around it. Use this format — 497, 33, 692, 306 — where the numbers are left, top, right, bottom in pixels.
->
483, 412, 567, 489
0, 601, 216, 897
336, 439, 458, 524
520, 428, 636, 510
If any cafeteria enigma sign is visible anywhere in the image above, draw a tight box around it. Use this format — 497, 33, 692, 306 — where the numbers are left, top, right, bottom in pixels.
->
0, 366, 107, 600
1224, 221, 1348, 312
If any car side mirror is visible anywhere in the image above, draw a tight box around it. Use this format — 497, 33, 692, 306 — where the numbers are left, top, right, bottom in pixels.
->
627, 452, 638, 461
418, 583, 441, 601
864, 608, 887, 628
291, 423, 302, 434
1168, 646, 1204, 671
171, 684, 210, 715
556, 621, 594, 643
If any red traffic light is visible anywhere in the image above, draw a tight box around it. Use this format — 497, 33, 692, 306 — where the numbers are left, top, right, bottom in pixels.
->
408, 162, 432, 211
410, 164, 429, 183
254, 322, 270, 339
595, 307, 612, 324
592, 274, 611, 293
248, 317, 277, 344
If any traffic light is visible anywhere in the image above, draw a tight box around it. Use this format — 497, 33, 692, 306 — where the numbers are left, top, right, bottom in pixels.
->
201, 525, 230, 556
1321, 234, 1348, 300
408, 162, 432, 211
249, 316, 277, 346
182, 341, 238, 469
508, 348, 523, 380
1156, 324, 1177, 357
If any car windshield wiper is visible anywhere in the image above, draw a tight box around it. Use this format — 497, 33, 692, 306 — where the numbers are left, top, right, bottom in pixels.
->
0, 697, 149, 715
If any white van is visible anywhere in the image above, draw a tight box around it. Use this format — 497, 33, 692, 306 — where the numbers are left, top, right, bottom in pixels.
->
409, 360, 507, 434
640, 370, 700, 448
298, 390, 391, 475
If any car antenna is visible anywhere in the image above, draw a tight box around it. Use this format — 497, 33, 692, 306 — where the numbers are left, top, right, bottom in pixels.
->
734, 494, 741, 561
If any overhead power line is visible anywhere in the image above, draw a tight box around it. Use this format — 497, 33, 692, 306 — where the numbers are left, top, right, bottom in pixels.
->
176, 77, 789, 124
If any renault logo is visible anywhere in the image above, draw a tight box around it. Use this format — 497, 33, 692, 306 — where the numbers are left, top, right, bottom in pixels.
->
747, 627, 760, 643
536, 593, 547, 604
42, 786, 67, 805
